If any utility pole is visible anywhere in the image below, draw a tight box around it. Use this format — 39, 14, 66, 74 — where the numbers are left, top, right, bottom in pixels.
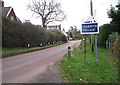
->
90, 0, 97, 64
90, 0, 93, 16
90, 0, 94, 52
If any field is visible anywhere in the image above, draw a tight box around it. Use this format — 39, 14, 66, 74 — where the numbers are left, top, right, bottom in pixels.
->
60, 41, 119, 83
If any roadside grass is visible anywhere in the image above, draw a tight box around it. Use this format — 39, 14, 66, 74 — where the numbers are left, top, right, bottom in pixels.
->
2, 42, 64, 58
60, 41, 119, 83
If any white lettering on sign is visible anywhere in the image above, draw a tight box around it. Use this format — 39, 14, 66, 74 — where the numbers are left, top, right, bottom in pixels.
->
82, 25, 97, 28
82, 28, 95, 32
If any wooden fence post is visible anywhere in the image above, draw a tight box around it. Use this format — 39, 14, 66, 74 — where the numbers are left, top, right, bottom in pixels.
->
106, 40, 108, 50
112, 42, 114, 53
80, 42, 82, 50
109, 42, 111, 50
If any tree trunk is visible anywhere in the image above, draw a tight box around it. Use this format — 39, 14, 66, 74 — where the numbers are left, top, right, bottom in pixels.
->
42, 18, 46, 29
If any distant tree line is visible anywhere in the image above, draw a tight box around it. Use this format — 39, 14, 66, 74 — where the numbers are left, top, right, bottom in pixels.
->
2, 17, 67, 48
68, 26, 82, 40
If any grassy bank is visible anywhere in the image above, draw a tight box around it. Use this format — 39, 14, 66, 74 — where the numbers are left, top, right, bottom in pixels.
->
60, 41, 118, 83
2, 42, 64, 58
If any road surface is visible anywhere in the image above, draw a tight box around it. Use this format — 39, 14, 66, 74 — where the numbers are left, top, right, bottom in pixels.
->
2, 40, 81, 83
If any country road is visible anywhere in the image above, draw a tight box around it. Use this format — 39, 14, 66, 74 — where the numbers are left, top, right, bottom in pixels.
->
2, 40, 81, 83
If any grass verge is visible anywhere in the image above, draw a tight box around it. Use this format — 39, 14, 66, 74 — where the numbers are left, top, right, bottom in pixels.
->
60, 41, 119, 83
2, 42, 64, 58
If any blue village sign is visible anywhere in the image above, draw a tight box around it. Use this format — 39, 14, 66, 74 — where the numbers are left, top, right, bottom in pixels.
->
81, 21, 99, 34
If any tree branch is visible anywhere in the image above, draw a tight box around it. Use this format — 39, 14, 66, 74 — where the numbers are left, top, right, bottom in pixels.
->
27, 0, 66, 28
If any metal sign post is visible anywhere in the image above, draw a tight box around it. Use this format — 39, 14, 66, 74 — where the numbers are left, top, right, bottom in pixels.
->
95, 34, 97, 64
81, 20, 99, 64
81, 0, 99, 64
84, 37, 86, 64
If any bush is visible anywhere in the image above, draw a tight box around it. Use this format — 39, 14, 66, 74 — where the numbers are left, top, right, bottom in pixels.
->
113, 35, 120, 56
2, 17, 22, 47
62, 34, 67, 42
108, 32, 118, 43
97, 23, 118, 48
98, 1, 120, 48
2, 17, 67, 48
47, 31, 55, 44
2, 17, 47, 47
54, 31, 63, 42
108, 32, 119, 56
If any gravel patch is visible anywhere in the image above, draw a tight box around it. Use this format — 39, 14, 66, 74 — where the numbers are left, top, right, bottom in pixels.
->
30, 60, 67, 83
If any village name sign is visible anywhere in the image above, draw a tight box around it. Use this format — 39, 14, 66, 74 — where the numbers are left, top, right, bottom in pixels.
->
81, 18, 99, 34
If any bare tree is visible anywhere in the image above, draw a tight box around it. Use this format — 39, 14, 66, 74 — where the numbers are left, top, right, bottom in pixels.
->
28, 0, 66, 28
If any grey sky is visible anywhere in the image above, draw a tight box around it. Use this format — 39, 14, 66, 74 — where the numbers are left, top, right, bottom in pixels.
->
3, 0, 118, 31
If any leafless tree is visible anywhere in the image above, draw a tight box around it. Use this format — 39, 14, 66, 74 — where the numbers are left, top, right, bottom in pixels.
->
28, 0, 66, 28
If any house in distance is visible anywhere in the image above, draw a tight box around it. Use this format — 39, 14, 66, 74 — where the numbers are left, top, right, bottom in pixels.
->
46, 24, 61, 32
1, 0, 21, 23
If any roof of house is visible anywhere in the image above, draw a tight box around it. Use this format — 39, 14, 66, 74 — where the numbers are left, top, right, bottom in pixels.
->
2, 6, 22, 23
2, 7, 11, 17
62, 31, 68, 36
16, 17, 22, 23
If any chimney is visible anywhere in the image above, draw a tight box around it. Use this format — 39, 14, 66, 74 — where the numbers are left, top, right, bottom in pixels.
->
59, 24, 61, 31
63, 28, 65, 32
1, 0, 4, 7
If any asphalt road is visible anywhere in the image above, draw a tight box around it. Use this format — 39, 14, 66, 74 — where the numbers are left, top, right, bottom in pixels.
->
2, 40, 81, 83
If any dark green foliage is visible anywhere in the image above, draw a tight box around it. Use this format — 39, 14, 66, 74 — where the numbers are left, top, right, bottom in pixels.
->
98, 2, 120, 48
108, 32, 120, 56
54, 31, 63, 42
2, 17, 67, 48
47, 31, 55, 44
2, 17, 47, 47
98, 24, 113, 47
47, 30, 67, 43
107, 3, 120, 33
69, 32, 73, 38
2, 17, 23, 47
73, 30, 82, 40
62, 34, 67, 43
108, 32, 118, 43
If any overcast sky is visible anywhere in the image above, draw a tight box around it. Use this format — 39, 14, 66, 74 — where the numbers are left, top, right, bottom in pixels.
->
3, 0, 118, 31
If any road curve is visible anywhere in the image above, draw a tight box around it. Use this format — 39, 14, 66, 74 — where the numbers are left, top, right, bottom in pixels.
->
2, 40, 81, 83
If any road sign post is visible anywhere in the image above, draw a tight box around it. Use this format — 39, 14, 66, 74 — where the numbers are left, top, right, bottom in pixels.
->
84, 37, 86, 64
81, 20, 99, 64
95, 34, 97, 64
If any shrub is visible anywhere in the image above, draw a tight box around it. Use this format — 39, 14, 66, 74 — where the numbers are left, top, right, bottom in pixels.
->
97, 23, 118, 48
108, 32, 119, 56
113, 36, 120, 56
62, 34, 67, 42
2, 17, 47, 47
47, 31, 55, 44
2, 17, 66, 48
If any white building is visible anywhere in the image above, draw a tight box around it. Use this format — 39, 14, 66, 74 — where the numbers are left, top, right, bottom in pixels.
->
46, 24, 61, 32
